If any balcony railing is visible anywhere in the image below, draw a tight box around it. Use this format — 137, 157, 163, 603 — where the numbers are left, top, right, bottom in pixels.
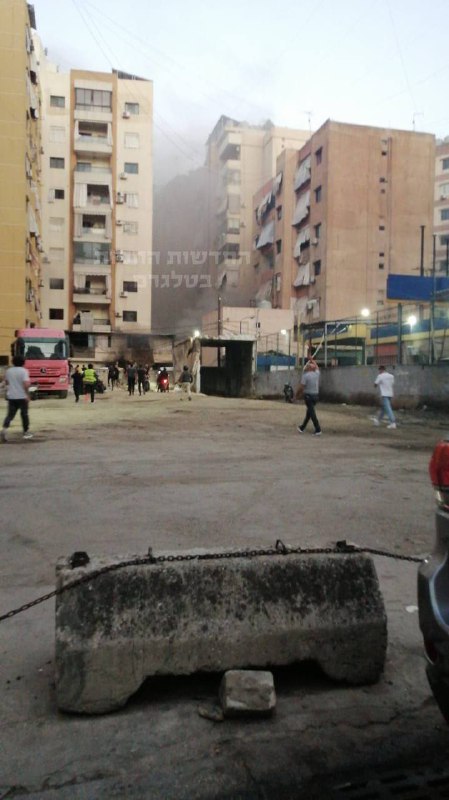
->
74, 288, 108, 295
73, 256, 111, 265
75, 165, 111, 175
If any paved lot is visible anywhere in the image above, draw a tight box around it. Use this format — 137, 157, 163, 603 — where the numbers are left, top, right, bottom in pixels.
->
1, 387, 449, 798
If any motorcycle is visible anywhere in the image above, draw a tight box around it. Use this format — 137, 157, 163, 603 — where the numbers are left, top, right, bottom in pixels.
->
157, 374, 170, 393
283, 383, 294, 403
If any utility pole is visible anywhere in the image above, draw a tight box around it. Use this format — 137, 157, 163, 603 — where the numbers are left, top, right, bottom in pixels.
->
397, 304, 403, 364
217, 294, 222, 368
430, 235, 436, 364
420, 225, 425, 277
446, 239, 449, 278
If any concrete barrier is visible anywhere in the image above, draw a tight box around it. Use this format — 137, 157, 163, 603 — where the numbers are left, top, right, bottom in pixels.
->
55, 550, 387, 714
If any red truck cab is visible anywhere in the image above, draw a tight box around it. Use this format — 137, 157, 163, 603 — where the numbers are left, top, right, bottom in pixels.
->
12, 328, 70, 398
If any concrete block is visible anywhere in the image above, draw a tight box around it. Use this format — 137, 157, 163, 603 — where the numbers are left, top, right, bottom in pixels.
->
219, 670, 276, 716
55, 551, 387, 714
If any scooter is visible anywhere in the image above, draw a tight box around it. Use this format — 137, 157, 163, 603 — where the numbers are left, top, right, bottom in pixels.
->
157, 375, 169, 393
283, 383, 294, 403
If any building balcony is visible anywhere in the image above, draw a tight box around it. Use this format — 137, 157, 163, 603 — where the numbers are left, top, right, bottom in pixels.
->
72, 319, 111, 333
73, 288, 111, 304
74, 108, 113, 123
74, 134, 112, 156
74, 165, 112, 183
74, 227, 112, 243
218, 133, 241, 161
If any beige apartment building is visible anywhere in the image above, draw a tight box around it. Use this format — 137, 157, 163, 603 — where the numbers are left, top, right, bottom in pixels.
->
37, 48, 153, 362
252, 120, 435, 326
0, 2, 43, 362
205, 116, 309, 307
434, 138, 449, 273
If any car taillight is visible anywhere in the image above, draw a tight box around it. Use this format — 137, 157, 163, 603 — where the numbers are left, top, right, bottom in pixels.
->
429, 440, 449, 509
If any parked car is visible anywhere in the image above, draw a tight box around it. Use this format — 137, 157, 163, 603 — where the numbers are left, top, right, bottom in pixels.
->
418, 436, 449, 722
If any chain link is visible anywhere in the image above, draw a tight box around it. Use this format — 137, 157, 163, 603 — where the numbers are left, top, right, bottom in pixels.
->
0, 541, 424, 624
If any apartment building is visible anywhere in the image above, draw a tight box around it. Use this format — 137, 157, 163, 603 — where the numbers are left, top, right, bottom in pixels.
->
434, 138, 449, 273
252, 120, 435, 326
206, 116, 309, 307
251, 148, 298, 311
0, 2, 43, 362
37, 49, 153, 362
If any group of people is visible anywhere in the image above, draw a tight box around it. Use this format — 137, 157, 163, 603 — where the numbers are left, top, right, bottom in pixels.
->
71, 363, 99, 403
296, 361, 396, 435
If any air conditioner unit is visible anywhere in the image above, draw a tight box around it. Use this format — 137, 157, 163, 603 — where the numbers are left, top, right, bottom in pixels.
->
116, 219, 123, 225
115, 311, 122, 317
119, 291, 128, 298
306, 301, 314, 311
310, 276, 316, 284
43, 256, 50, 263
119, 172, 128, 180
441, 194, 448, 201
115, 251, 124, 262
38, 279, 44, 287
116, 193, 125, 204
122, 111, 131, 119
311, 238, 319, 246
240, 221, 246, 228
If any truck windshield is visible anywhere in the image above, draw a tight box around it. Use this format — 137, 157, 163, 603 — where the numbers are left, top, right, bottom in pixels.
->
21, 339, 68, 360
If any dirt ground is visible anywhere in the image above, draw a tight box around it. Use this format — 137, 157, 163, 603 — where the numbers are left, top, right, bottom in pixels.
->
2, 386, 449, 799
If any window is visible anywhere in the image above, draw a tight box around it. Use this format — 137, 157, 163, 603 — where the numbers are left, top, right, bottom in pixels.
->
440, 183, 449, 197
49, 247, 64, 261
124, 133, 140, 149
55, 189, 65, 200
126, 193, 139, 208
73, 241, 110, 263
123, 250, 138, 264
124, 162, 139, 174
315, 147, 322, 165
442, 158, 449, 170
313, 260, 321, 276
314, 223, 322, 239
123, 221, 138, 234
75, 88, 112, 111
50, 217, 64, 231
379, 177, 387, 183
379, 263, 385, 270
49, 126, 65, 143
379, 251, 385, 257
277, 205, 282, 220
314, 185, 322, 203
125, 102, 140, 115
439, 260, 448, 272
123, 281, 138, 292
50, 278, 64, 289
50, 95, 65, 108
276, 239, 282, 255
49, 308, 64, 320
123, 310, 137, 322
440, 235, 449, 246
76, 162, 92, 172
441, 209, 449, 221
379, 224, 385, 231
50, 157, 64, 169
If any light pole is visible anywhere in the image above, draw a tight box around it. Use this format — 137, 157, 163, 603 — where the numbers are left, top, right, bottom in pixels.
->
280, 329, 290, 374
360, 308, 370, 365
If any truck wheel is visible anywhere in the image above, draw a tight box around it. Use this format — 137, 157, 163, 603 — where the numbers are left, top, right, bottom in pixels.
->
59, 391, 68, 399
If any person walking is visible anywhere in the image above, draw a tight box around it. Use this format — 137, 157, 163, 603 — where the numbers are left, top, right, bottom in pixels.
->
82, 363, 97, 403
1, 355, 33, 441
296, 359, 322, 436
108, 364, 116, 391
137, 364, 146, 396
178, 365, 193, 400
72, 365, 83, 403
371, 365, 396, 429
127, 363, 137, 395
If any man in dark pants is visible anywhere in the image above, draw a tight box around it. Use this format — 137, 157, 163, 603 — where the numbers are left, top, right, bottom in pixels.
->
72, 365, 83, 402
297, 360, 322, 436
1, 355, 33, 441
82, 363, 97, 403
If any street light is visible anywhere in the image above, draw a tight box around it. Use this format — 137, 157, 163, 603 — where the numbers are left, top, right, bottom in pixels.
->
407, 315, 417, 328
193, 329, 201, 338
361, 308, 370, 318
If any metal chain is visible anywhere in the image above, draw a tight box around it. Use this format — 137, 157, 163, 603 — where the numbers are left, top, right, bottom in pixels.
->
0, 540, 424, 624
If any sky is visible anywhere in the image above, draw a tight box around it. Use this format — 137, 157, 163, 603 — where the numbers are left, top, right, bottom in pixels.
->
33, 0, 449, 185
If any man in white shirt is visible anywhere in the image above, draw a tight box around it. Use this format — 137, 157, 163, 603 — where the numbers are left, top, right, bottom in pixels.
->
372, 365, 396, 429
1, 356, 33, 441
